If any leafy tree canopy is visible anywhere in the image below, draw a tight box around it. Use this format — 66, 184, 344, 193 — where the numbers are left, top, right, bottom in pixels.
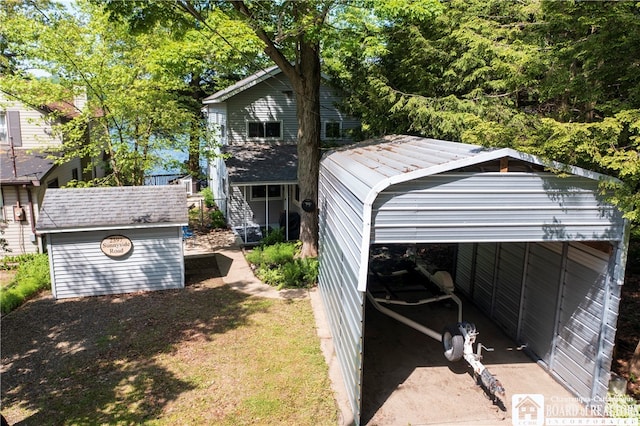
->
0, 0, 264, 185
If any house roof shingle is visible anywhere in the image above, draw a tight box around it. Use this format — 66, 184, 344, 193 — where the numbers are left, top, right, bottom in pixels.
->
37, 186, 188, 233
224, 144, 298, 185
0, 149, 58, 184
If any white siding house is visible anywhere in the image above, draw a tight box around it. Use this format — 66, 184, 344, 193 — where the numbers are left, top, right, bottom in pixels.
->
202, 65, 360, 244
0, 92, 98, 256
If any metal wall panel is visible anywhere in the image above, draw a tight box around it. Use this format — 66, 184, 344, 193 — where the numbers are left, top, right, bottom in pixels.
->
372, 173, 625, 243
472, 243, 497, 315
519, 242, 563, 364
492, 242, 526, 339
454, 244, 475, 297
552, 242, 609, 401
49, 227, 184, 299
318, 166, 366, 423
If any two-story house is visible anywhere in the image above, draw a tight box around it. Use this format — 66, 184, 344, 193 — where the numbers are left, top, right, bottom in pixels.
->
203, 65, 360, 244
0, 92, 102, 255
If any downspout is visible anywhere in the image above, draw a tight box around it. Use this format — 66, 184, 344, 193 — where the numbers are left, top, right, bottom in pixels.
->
26, 186, 37, 244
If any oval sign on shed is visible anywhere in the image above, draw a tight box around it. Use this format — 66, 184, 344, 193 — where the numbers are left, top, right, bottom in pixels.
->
100, 235, 133, 257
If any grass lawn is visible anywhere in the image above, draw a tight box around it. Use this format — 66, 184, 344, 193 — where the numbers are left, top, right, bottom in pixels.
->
0, 257, 337, 425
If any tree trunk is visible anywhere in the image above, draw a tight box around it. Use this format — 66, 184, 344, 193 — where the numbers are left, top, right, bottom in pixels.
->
230, 1, 322, 257
290, 43, 321, 258
631, 340, 640, 379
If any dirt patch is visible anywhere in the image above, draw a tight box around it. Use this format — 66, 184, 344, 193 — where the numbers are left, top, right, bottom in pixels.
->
184, 228, 237, 254
0, 269, 17, 287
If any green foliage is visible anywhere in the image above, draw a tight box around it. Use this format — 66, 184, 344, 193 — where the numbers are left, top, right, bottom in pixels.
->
246, 242, 296, 267
245, 242, 317, 289
0, 223, 10, 254
1, 254, 51, 314
260, 228, 285, 247
200, 187, 215, 208
1, 253, 40, 270
1, 0, 265, 185
209, 209, 226, 229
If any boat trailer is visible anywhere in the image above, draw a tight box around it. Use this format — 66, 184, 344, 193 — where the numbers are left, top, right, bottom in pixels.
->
367, 260, 506, 403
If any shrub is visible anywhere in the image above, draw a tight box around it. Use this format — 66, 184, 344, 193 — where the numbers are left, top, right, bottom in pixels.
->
1, 254, 50, 314
260, 228, 285, 246
245, 242, 318, 289
200, 187, 216, 208
209, 209, 227, 229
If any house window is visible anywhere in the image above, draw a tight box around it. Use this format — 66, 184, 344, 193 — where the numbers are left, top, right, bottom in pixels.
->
72, 168, 79, 180
251, 185, 282, 200
0, 112, 7, 144
47, 178, 59, 188
325, 121, 342, 139
248, 121, 282, 139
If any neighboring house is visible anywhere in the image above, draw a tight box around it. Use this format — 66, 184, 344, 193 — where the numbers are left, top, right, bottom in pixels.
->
202, 65, 360, 243
0, 92, 102, 256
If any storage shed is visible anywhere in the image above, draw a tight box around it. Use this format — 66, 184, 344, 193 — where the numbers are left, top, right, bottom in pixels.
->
317, 135, 630, 424
37, 186, 188, 299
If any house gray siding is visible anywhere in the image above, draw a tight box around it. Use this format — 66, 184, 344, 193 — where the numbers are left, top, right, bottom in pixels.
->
226, 73, 298, 144
223, 73, 359, 145
48, 227, 184, 299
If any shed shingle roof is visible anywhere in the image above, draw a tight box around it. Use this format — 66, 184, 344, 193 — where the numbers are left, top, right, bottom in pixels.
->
37, 186, 188, 232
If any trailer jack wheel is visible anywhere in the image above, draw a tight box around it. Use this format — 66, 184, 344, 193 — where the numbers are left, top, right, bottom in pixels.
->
442, 325, 464, 362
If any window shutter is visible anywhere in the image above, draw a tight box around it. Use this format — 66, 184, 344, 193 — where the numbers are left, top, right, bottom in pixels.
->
7, 111, 22, 147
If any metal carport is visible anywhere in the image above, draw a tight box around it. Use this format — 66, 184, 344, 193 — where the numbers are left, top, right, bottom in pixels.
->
317, 135, 630, 425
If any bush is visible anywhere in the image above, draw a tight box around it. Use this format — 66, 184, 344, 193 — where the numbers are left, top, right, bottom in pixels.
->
200, 187, 216, 209
1, 254, 50, 314
209, 209, 227, 229
245, 242, 318, 289
260, 228, 285, 246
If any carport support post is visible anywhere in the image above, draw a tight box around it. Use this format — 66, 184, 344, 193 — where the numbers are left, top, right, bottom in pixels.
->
549, 242, 569, 370
591, 230, 630, 403
516, 242, 531, 342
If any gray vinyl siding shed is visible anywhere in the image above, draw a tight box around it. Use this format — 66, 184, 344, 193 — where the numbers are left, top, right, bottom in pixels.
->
317, 135, 630, 425
36, 186, 188, 299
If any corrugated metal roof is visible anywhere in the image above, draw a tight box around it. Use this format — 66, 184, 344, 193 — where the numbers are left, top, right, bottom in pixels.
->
321, 135, 613, 204
37, 186, 188, 233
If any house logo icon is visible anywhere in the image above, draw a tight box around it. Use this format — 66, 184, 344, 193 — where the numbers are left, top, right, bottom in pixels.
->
512, 394, 544, 426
